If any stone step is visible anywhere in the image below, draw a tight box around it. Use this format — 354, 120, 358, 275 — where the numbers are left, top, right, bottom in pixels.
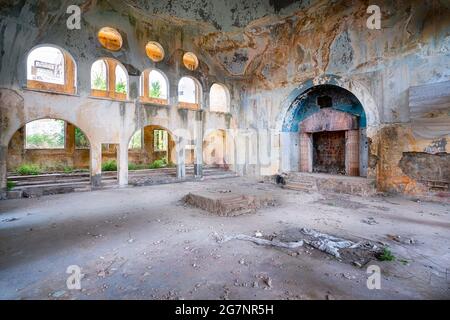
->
13, 177, 91, 186
8, 172, 90, 181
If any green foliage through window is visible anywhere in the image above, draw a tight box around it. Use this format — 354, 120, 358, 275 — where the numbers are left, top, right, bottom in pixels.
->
75, 127, 90, 149
128, 130, 142, 149
116, 81, 127, 94
92, 72, 107, 90
102, 160, 117, 172
25, 119, 65, 149
150, 81, 161, 98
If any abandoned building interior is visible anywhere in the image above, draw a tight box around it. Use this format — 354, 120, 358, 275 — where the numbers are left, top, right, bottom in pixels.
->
0, 0, 449, 300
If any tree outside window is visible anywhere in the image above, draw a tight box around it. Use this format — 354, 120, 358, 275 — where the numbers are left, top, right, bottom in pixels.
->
75, 127, 90, 149
91, 60, 107, 90
25, 119, 65, 149
129, 130, 143, 149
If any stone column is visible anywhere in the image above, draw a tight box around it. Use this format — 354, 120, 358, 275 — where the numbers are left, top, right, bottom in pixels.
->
345, 130, 360, 176
117, 143, 128, 186
90, 143, 102, 188
194, 111, 203, 177
0, 145, 7, 199
176, 136, 186, 179
299, 132, 313, 172
66, 123, 75, 167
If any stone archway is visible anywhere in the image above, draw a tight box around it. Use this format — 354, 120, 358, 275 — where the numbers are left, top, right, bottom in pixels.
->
277, 75, 379, 178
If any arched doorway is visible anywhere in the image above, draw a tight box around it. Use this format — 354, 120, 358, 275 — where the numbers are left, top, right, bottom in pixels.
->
127, 125, 177, 184
282, 84, 369, 177
203, 129, 227, 167
6, 118, 92, 197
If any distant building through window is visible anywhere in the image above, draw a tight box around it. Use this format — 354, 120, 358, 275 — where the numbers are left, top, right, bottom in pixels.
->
27, 47, 65, 85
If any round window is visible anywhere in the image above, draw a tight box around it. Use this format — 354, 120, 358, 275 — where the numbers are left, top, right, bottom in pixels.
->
146, 41, 165, 62
183, 52, 199, 71
98, 27, 123, 51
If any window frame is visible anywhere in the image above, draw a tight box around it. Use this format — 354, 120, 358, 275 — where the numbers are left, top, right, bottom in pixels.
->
26, 45, 76, 94
153, 129, 168, 152
209, 83, 230, 113
178, 76, 201, 110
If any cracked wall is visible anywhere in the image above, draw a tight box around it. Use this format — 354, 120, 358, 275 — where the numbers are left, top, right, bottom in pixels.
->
0, 0, 449, 198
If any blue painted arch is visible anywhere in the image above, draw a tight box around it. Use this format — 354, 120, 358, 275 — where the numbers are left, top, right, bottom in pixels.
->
282, 83, 367, 133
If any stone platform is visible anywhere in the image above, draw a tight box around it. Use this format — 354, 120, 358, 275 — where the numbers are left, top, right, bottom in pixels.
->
183, 190, 277, 216
279, 172, 377, 196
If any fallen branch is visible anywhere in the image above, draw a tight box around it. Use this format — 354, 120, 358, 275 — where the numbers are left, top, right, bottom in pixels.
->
301, 228, 360, 258
217, 233, 304, 249
215, 228, 362, 259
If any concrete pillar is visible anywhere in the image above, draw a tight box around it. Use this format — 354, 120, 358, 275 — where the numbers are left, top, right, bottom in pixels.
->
359, 128, 368, 177
176, 137, 186, 179
90, 143, 102, 188
0, 145, 7, 199
299, 132, 313, 172
345, 130, 360, 176
118, 143, 128, 186
66, 123, 75, 167
194, 112, 203, 177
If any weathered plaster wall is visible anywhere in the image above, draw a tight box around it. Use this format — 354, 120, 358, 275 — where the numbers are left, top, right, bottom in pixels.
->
0, 0, 449, 198
191, 0, 450, 196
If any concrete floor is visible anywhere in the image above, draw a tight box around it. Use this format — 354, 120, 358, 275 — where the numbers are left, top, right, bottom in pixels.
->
0, 177, 449, 300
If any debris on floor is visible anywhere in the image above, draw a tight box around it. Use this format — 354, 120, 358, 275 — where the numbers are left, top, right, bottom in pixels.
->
1, 217, 20, 223
215, 233, 304, 249
300, 228, 360, 258
361, 217, 379, 225
386, 234, 416, 245
215, 227, 380, 261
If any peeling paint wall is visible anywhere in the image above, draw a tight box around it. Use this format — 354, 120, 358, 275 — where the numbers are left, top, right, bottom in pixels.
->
0, 0, 449, 198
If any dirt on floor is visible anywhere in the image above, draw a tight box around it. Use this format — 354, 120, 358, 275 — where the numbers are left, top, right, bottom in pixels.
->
0, 177, 449, 300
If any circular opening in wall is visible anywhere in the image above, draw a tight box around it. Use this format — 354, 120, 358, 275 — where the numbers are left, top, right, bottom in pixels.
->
183, 52, 199, 71
145, 41, 165, 62
98, 27, 123, 51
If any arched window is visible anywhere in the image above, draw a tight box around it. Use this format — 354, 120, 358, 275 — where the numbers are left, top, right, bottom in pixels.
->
90, 58, 127, 100
178, 77, 199, 109
115, 64, 127, 95
139, 69, 169, 104
209, 83, 229, 113
149, 70, 168, 100
27, 46, 76, 93
91, 59, 108, 91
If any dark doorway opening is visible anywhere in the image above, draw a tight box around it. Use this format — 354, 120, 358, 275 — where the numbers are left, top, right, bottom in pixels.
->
313, 131, 346, 175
